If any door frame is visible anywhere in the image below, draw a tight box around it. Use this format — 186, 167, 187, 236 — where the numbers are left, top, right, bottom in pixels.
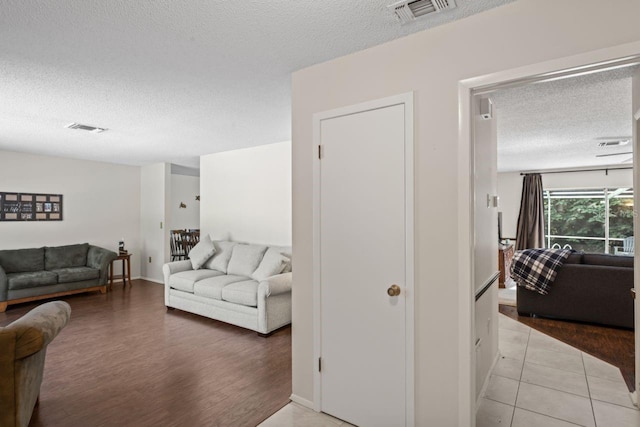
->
311, 92, 415, 425
459, 40, 640, 424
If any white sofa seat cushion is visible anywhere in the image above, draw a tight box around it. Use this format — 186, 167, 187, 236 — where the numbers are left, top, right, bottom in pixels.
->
221, 280, 259, 307
204, 241, 238, 273
227, 244, 268, 277
193, 275, 249, 300
170, 269, 223, 293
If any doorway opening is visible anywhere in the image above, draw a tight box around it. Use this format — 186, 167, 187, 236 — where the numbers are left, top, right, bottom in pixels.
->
468, 54, 640, 425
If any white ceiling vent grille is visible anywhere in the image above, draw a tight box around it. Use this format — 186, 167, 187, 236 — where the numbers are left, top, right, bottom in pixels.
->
388, 0, 457, 24
65, 123, 107, 133
597, 139, 630, 147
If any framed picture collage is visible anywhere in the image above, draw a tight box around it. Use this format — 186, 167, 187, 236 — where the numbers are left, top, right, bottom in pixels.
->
0, 192, 63, 221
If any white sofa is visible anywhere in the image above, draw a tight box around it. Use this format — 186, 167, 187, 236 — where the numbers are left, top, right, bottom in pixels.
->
162, 239, 292, 335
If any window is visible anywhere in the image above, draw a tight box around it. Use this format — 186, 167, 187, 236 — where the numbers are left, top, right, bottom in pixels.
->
543, 187, 634, 253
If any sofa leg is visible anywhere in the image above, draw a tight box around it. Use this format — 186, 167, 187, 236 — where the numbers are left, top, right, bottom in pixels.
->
99, 286, 107, 294
257, 331, 273, 338
0, 302, 7, 313
166, 306, 175, 311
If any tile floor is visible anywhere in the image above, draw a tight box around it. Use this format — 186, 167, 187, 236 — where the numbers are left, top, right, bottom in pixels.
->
477, 314, 639, 427
259, 313, 639, 427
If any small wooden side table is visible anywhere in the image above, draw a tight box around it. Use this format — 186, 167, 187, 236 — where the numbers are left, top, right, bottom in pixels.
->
109, 253, 132, 290
498, 244, 514, 288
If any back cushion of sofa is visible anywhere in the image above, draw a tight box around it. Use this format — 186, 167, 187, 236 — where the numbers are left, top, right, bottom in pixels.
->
583, 253, 633, 268
0, 248, 45, 273
204, 241, 238, 273
252, 247, 290, 281
268, 246, 292, 273
227, 244, 268, 277
564, 252, 583, 264
45, 243, 89, 270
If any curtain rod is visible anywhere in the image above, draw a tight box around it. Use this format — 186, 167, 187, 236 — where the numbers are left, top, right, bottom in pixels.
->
520, 166, 632, 176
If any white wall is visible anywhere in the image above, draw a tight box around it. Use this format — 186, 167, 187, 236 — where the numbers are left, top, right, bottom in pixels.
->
473, 96, 499, 404
291, 0, 640, 424
170, 174, 200, 231
0, 150, 141, 277
140, 163, 170, 282
498, 169, 633, 240
200, 141, 291, 246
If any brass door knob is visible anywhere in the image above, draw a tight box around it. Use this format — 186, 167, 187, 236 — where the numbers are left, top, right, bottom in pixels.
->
387, 284, 401, 297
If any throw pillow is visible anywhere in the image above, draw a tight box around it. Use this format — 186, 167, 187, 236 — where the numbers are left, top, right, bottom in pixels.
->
188, 235, 216, 270
226, 244, 268, 277
204, 241, 238, 273
252, 247, 289, 281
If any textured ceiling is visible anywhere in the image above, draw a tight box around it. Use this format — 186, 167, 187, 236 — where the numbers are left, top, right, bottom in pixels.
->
492, 67, 635, 173
0, 0, 514, 168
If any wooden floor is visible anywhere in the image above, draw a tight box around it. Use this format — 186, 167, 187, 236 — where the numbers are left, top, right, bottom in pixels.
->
0, 280, 292, 427
499, 305, 635, 392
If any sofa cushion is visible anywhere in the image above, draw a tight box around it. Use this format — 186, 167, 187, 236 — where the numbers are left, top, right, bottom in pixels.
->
221, 280, 259, 307
7, 271, 58, 290
170, 269, 223, 293
564, 252, 583, 265
252, 247, 289, 281
193, 275, 249, 300
269, 246, 292, 273
50, 267, 100, 283
227, 244, 268, 277
45, 243, 89, 270
204, 241, 238, 273
0, 248, 45, 273
188, 235, 216, 270
583, 253, 633, 268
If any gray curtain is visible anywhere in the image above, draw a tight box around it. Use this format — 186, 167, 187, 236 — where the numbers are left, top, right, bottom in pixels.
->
515, 174, 546, 250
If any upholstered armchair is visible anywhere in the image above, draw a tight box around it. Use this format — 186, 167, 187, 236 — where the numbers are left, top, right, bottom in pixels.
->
0, 301, 71, 427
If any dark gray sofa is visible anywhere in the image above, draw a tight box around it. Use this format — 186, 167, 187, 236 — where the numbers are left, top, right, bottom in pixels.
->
0, 243, 117, 312
517, 252, 634, 329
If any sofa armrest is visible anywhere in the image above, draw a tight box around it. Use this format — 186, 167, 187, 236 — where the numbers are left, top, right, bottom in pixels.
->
0, 265, 6, 302
87, 246, 118, 285
163, 260, 193, 306
162, 260, 193, 285
258, 272, 292, 297
7, 301, 71, 360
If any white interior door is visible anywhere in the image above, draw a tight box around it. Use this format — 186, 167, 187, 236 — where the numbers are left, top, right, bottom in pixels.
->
318, 97, 412, 426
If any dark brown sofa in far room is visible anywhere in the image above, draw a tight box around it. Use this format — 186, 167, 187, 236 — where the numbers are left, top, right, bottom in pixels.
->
517, 252, 634, 329
0, 243, 117, 312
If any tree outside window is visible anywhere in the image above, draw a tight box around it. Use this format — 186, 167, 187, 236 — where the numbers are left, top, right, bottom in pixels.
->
543, 188, 633, 254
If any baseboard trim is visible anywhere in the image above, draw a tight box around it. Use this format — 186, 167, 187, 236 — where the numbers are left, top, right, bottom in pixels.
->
140, 277, 163, 284
289, 394, 314, 410
476, 351, 501, 412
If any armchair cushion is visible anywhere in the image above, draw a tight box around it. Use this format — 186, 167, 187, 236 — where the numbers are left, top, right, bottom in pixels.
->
7, 271, 58, 290
0, 301, 70, 427
45, 243, 89, 270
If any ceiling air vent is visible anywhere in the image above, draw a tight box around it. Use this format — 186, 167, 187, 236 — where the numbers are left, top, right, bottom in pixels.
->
597, 139, 629, 147
388, 0, 457, 24
65, 123, 107, 134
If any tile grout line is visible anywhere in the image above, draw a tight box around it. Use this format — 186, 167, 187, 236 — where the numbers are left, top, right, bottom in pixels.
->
582, 352, 598, 427
509, 324, 531, 427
